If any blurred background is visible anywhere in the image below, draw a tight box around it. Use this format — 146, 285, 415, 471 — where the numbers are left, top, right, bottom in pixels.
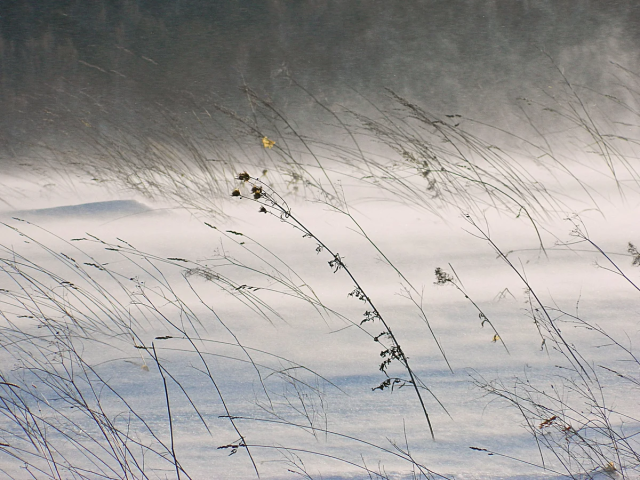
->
2, 1, 640, 168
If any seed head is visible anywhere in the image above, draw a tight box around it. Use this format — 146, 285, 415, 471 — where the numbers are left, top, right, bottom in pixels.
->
251, 186, 263, 199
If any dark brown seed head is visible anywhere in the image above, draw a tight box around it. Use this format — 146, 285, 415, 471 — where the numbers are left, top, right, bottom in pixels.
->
252, 186, 263, 199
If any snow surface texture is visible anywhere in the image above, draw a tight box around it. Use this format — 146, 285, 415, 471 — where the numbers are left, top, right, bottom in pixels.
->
0, 181, 637, 480
11, 200, 151, 220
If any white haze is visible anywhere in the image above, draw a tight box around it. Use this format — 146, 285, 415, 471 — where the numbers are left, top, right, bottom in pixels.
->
0, 158, 638, 480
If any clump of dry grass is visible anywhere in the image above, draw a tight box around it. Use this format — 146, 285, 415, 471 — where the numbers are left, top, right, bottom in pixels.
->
468, 217, 640, 479
2, 60, 640, 479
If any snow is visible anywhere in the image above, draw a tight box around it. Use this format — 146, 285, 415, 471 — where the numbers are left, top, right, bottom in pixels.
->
0, 164, 638, 479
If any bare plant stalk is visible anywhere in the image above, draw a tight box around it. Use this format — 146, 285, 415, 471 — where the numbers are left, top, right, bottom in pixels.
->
232, 174, 440, 440
150, 343, 182, 480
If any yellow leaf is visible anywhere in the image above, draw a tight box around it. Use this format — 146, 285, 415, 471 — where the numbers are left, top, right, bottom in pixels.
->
492, 334, 500, 343
262, 136, 275, 149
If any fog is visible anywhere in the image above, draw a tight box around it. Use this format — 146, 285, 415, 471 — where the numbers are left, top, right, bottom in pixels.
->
3, 1, 640, 159
0, 3, 639, 479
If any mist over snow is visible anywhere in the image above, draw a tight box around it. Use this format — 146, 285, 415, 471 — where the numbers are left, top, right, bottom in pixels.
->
0, 2, 639, 479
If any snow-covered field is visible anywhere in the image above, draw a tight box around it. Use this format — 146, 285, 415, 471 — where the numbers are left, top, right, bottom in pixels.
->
0, 153, 638, 480
4, 2, 640, 478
